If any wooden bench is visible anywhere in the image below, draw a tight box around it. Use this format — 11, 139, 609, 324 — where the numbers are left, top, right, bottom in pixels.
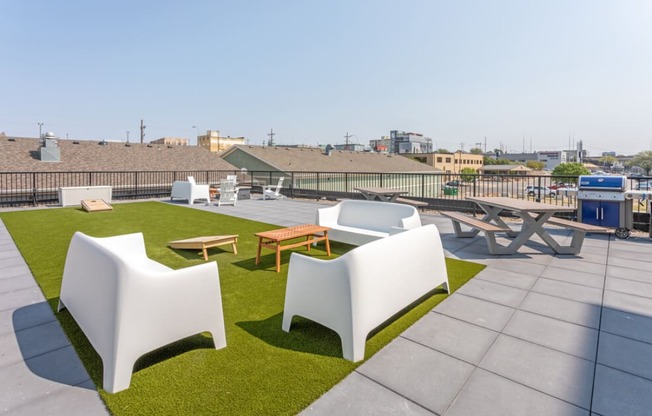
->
543, 217, 609, 254
395, 197, 428, 209
440, 211, 509, 236
546, 217, 609, 233
440, 211, 515, 255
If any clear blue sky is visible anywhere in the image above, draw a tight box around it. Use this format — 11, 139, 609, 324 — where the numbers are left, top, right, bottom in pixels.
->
2, 0, 651, 156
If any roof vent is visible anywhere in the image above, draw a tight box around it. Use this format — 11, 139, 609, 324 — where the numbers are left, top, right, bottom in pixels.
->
8, 138, 15, 142
147, 144, 153, 148
39, 133, 61, 162
125, 143, 131, 147
99, 140, 107, 146
73, 141, 80, 144
324, 144, 334, 156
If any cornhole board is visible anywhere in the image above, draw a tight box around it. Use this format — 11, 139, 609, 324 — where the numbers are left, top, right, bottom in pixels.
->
169, 235, 239, 260
81, 199, 113, 212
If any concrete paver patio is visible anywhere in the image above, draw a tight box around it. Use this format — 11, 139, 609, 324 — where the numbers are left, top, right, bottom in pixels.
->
1, 197, 652, 415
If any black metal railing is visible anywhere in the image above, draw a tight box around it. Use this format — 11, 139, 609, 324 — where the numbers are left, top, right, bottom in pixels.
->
0, 170, 649, 219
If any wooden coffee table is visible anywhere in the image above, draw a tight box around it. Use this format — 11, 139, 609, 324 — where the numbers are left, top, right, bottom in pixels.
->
169, 235, 238, 260
255, 224, 331, 272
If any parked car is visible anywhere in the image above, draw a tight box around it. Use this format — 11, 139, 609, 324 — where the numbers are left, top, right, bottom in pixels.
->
445, 180, 460, 187
524, 185, 556, 197
636, 181, 652, 191
549, 182, 575, 190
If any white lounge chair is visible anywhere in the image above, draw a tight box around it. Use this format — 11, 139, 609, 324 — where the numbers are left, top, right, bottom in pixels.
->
58, 231, 227, 393
217, 179, 238, 206
282, 224, 449, 362
263, 177, 285, 200
170, 176, 211, 204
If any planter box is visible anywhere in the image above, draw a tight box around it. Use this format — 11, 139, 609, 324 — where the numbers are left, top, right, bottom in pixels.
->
59, 186, 113, 207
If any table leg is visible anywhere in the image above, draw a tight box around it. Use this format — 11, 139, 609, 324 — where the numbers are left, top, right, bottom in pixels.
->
324, 231, 331, 256
496, 212, 554, 254
275, 242, 281, 273
306, 236, 311, 252
201, 244, 209, 261
256, 237, 262, 265
478, 204, 519, 238
231, 240, 238, 255
524, 212, 581, 254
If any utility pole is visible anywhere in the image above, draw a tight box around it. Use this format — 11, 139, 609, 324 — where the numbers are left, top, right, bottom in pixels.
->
344, 132, 353, 150
267, 129, 275, 146
140, 119, 146, 143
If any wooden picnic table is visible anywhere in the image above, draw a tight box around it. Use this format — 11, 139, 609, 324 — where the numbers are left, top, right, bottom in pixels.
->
255, 224, 331, 272
354, 187, 408, 202
451, 196, 605, 255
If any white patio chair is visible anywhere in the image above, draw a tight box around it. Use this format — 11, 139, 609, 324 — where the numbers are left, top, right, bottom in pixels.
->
262, 177, 285, 200
170, 176, 210, 204
57, 231, 227, 393
217, 179, 238, 206
282, 224, 448, 362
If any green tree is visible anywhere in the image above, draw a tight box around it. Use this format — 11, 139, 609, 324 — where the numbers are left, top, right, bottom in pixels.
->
484, 157, 512, 165
469, 147, 483, 154
599, 155, 617, 168
551, 162, 590, 182
526, 160, 545, 170
460, 167, 477, 182
436, 148, 451, 154
627, 151, 652, 175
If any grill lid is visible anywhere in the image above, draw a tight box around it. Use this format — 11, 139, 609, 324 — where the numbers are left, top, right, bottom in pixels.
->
578, 175, 626, 191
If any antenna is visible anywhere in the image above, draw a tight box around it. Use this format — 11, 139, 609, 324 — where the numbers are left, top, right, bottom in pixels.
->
267, 129, 275, 146
140, 119, 146, 143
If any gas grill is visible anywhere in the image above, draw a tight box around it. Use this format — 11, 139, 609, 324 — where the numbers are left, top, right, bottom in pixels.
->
577, 175, 632, 238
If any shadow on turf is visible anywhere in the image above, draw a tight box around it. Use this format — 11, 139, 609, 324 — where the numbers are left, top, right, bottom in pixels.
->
35, 298, 220, 390
237, 312, 344, 358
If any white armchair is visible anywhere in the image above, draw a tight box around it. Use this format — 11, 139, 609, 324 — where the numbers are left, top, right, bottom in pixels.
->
170, 176, 210, 204
57, 232, 227, 393
217, 179, 238, 206
262, 177, 285, 200
282, 224, 448, 362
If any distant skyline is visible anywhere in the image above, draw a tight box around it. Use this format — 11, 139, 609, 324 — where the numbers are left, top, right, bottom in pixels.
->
1, 1, 651, 156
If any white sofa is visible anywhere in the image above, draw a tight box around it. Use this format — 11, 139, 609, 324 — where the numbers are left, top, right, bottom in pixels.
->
170, 176, 210, 204
282, 224, 449, 362
316, 200, 421, 245
58, 232, 227, 393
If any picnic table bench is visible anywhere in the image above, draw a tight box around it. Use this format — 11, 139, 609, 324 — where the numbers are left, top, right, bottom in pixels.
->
395, 197, 428, 209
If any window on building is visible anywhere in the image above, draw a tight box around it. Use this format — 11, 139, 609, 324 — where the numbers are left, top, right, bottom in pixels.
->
437, 157, 442, 163
446, 157, 451, 163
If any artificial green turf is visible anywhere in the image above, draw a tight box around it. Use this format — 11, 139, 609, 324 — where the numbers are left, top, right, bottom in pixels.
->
0, 201, 485, 415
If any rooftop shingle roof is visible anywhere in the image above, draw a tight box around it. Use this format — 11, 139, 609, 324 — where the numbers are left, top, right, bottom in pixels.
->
223, 145, 439, 173
0, 137, 237, 172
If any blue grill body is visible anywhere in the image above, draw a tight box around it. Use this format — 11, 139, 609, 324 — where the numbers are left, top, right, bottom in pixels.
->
577, 175, 631, 237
